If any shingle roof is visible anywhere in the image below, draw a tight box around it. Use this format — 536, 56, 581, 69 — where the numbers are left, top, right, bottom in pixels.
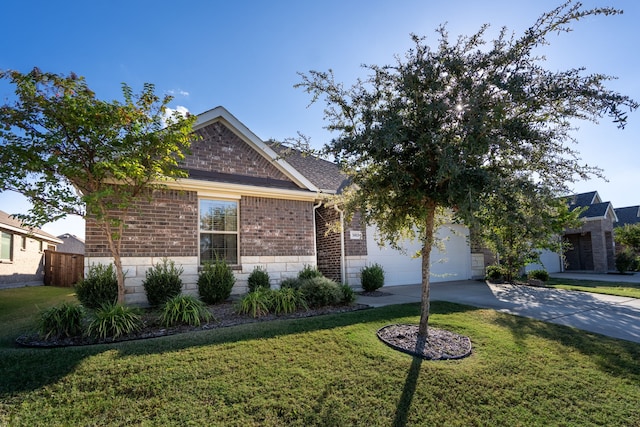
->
614, 206, 640, 227
0, 210, 62, 242
270, 144, 349, 194
565, 191, 599, 210
579, 202, 613, 219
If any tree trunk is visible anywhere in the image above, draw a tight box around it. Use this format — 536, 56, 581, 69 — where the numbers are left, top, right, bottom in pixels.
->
417, 199, 437, 344
103, 220, 127, 304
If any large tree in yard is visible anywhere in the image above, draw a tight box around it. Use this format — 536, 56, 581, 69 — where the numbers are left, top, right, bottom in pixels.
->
0, 68, 196, 303
296, 1, 636, 348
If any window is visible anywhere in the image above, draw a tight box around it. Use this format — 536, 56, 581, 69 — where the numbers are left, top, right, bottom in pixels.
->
39, 240, 44, 253
1, 231, 13, 261
21, 236, 27, 250
199, 199, 238, 264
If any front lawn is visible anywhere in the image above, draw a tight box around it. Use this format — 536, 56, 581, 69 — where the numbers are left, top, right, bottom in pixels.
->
1, 286, 639, 425
546, 277, 640, 299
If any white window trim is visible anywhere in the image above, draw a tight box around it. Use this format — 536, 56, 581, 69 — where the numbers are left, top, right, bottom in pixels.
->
198, 197, 240, 265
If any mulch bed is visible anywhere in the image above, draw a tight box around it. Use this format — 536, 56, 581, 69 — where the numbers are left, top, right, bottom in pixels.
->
16, 302, 370, 348
377, 324, 472, 360
357, 290, 393, 297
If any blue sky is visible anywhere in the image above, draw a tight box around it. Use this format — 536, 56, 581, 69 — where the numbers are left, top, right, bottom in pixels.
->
1, 0, 638, 239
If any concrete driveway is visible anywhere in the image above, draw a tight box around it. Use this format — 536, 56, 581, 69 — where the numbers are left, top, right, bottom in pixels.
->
356, 278, 640, 343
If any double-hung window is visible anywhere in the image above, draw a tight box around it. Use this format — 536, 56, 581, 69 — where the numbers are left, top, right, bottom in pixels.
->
199, 199, 238, 265
1, 231, 13, 261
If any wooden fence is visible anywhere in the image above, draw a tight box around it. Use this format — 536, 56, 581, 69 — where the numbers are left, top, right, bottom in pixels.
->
44, 250, 84, 287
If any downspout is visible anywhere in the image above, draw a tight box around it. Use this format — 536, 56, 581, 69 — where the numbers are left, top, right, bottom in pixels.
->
334, 205, 346, 285
313, 200, 322, 267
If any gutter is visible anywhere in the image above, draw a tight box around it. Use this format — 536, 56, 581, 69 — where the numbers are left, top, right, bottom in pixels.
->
334, 205, 346, 285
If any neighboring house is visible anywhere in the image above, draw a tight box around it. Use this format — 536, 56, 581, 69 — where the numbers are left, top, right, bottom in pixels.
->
562, 191, 618, 273
614, 205, 640, 228
0, 210, 63, 285
85, 106, 472, 304
56, 234, 85, 255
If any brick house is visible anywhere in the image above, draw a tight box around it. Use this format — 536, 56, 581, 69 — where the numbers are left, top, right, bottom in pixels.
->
85, 106, 471, 304
562, 191, 618, 272
0, 210, 62, 286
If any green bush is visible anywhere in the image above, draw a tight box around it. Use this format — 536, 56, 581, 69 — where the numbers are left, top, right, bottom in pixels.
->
271, 287, 307, 314
160, 294, 212, 327
299, 276, 343, 308
198, 259, 236, 304
340, 284, 356, 305
38, 302, 85, 340
247, 266, 270, 292
75, 263, 118, 309
360, 263, 385, 292
236, 287, 272, 318
143, 258, 184, 307
87, 303, 142, 339
485, 265, 507, 283
298, 265, 323, 280
280, 277, 303, 290
615, 250, 637, 274
527, 269, 549, 282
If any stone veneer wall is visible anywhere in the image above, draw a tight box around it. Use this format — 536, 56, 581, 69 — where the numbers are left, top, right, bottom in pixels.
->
564, 216, 616, 273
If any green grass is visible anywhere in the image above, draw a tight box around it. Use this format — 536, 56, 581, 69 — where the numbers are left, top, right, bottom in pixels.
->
546, 277, 640, 299
1, 287, 639, 426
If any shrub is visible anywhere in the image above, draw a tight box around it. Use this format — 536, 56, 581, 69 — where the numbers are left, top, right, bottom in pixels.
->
615, 250, 636, 274
527, 269, 549, 282
340, 284, 356, 305
38, 302, 85, 340
247, 266, 270, 292
280, 277, 303, 290
360, 263, 385, 292
75, 263, 118, 309
299, 276, 343, 308
198, 259, 236, 304
236, 287, 272, 318
485, 265, 507, 283
143, 258, 184, 307
160, 294, 212, 327
271, 287, 307, 314
298, 265, 323, 280
87, 303, 142, 339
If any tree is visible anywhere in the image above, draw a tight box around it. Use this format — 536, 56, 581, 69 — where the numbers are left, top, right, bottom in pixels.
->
474, 179, 582, 281
296, 1, 637, 345
615, 223, 640, 253
0, 68, 196, 303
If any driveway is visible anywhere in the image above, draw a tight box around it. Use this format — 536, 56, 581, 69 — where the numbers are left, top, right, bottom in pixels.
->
357, 279, 640, 343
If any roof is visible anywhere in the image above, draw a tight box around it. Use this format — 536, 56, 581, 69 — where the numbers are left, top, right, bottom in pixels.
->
565, 191, 600, 210
0, 210, 63, 243
564, 191, 617, 221
56, 234, 85, 254
269, 144, 349, 194
614, 206, 640, 227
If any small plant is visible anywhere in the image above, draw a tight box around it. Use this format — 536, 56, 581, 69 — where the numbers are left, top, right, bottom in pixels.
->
485, 265, 507, 283
75, 263, 118, 309
527, 269, 549, 282
236, 288, 272, 318
298, 265, 323, 280
340, 284, 356, 305
247, 266, 270, 292
271, 287, 307, 314
198, 258, 236, 304
299, 276, 343, 308
615, 250, 637, 274
360, 263, 385, 292
86, 302, 142, 339
38, 302, 85, 340
160, 294, 212, 327
143, 258, 184, 307
280, 277, 302, 290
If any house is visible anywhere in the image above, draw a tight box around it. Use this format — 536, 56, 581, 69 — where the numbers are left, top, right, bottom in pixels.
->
614, 205, 640, 228
562, 191, 618, 272
0, 210, 63, 286
56, 234, 85, 255
85, 106, 472, 304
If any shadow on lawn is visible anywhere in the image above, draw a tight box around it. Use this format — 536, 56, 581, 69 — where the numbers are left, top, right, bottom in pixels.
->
0, 302, 475, 396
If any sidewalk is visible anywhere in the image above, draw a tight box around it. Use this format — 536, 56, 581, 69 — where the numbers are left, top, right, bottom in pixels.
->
356, 278, 640, 343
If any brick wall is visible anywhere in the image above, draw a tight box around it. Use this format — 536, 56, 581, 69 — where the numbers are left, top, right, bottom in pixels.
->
344, 211, 367, 257
85, 189, 198, 258
240, 196, 315, 257
315, 206, 342, 282
187, 121, 290, 180
0, 233, 49, 285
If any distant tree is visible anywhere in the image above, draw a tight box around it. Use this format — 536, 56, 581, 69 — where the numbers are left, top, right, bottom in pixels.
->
615, 223, 640, 253
0, 68, 196, 303
296, 1, 636, 344
474, 180, 581, 281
